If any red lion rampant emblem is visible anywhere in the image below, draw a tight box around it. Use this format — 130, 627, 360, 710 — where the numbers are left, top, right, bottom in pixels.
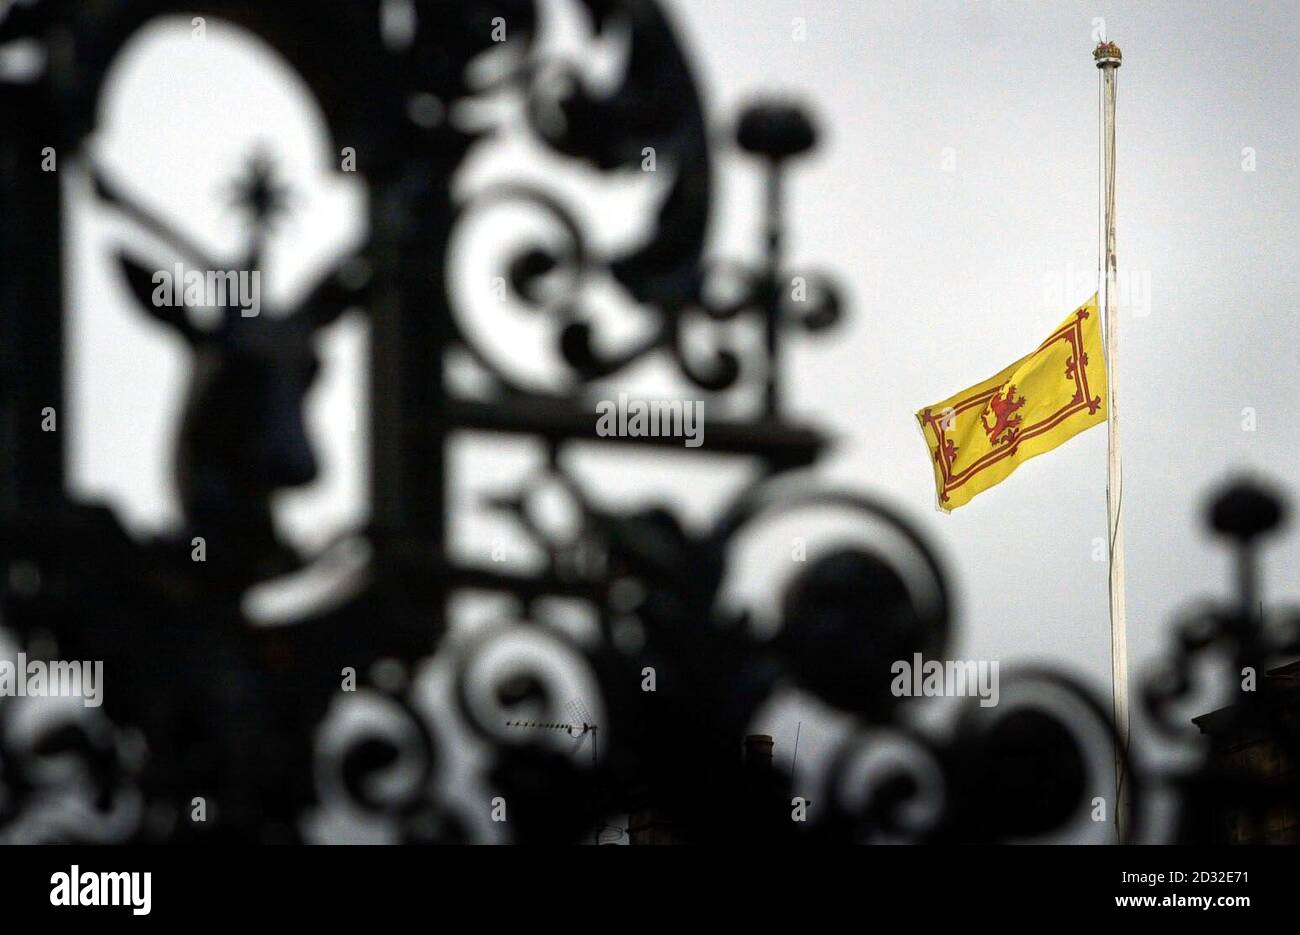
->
981, 383, 1025, 446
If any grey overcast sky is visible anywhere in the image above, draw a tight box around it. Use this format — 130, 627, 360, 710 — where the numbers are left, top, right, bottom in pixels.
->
678, 0, 1299, 788
685, 0, 1299, 637
60, 1, 1297, 839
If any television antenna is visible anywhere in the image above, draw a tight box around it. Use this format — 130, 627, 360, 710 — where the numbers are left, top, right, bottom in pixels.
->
504, 697, 599, 766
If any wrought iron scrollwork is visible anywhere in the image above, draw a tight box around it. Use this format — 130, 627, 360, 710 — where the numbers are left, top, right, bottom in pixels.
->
0, 0, 1295, 845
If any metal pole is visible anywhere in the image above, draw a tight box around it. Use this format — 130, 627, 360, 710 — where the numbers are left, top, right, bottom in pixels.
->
1095, 40, 1129, 844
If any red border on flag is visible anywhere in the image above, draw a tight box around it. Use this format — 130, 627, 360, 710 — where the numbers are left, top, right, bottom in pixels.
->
919, 309, 1101, 503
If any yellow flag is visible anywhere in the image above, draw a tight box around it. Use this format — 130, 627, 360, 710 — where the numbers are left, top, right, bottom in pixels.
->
916, 295, 1107, 510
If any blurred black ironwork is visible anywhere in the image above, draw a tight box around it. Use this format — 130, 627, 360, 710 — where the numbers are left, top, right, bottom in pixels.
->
0, 0, 1295, 844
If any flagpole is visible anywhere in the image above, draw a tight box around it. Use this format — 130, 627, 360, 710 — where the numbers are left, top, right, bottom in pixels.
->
1094, 39, 1129, 844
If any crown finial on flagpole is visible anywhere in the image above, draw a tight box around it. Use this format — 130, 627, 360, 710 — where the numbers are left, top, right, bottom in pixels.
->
1093, 40, 1122, 68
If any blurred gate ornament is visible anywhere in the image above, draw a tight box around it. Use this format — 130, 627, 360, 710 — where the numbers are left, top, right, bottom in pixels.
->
0, 0, 1296, 844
